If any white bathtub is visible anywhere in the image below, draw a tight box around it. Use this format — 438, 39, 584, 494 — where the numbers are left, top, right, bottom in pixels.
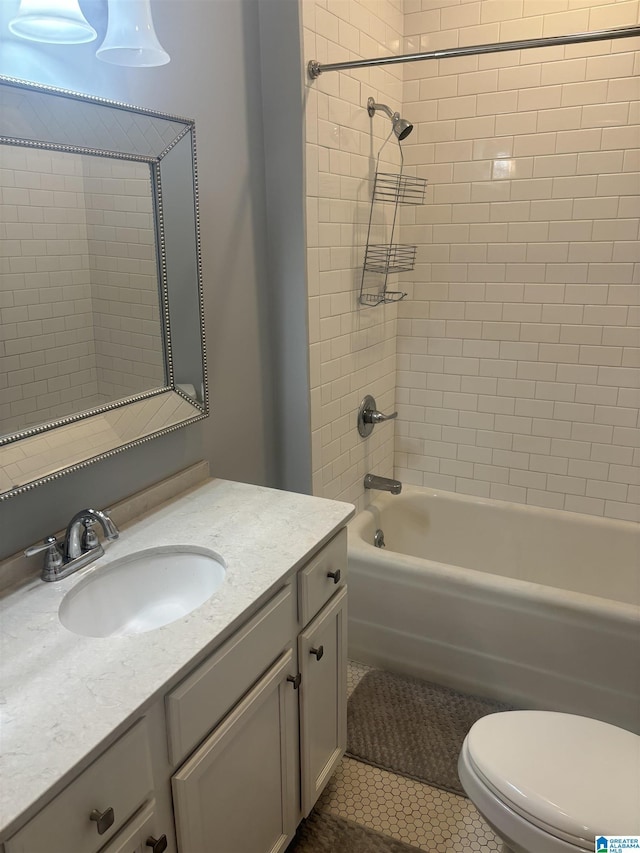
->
348, 485, 640, 733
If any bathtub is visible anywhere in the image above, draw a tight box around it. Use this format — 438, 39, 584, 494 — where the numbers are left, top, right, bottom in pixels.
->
348, 485, 640, 733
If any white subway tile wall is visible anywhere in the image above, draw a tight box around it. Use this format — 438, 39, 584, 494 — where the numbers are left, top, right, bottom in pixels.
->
0, 148, 164, 439
305, 0, 639, 520
0, 147, 101, 435
84, 158, 164, 401
303, 0, 405, 510
397, 0, 639, 521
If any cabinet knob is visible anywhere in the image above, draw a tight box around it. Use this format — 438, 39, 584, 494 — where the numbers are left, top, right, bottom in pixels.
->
146, 835, 168, 853
310, 645, 324, 661
89, 807, 115, 835
327, 569, 341, 584
287, 673, 301, 689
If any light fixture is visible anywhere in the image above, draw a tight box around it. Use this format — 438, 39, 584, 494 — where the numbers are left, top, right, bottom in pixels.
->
8, 0, 97, 44
96, 0, 170, 67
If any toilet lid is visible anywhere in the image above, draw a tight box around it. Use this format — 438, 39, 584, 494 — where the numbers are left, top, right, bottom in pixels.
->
466, 711, 640, 845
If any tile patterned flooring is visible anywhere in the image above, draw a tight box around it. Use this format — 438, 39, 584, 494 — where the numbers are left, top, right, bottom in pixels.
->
312, 660, 503, 852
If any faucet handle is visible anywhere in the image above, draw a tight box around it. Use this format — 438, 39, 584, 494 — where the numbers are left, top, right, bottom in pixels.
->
96, 508, 119, 540
358, 394, 398, 437
25, 536, 64, 580
24, 535, 60, 558
365, 408, 398, 424
81, 517, 100, 550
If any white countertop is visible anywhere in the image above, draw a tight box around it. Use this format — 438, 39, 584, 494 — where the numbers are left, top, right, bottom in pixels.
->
0, 478, 354, 838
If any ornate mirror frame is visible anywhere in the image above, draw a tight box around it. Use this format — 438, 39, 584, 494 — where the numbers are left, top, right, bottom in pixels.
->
0, 76, 208, 501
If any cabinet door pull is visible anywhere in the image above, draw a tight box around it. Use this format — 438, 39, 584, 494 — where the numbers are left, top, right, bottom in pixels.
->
327, 569, 341, 584
310, 645, 324, 661
287, 673, 302, 689
89, 807, 115, 835
146, 835, 168, 853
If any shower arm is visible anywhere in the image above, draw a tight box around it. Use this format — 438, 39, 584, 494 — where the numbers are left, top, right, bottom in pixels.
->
367, 98, 398, 122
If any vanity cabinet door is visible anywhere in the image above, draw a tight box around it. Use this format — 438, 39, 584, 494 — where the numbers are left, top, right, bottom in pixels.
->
171, 649, 298, 853
298, 586, 347, 816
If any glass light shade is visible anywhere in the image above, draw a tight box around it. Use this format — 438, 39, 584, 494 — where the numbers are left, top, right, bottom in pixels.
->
8, 0, 97, 44
96, 0, 170, 67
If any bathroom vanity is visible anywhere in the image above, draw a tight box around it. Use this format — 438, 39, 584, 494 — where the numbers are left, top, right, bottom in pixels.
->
0, 477, 354, 853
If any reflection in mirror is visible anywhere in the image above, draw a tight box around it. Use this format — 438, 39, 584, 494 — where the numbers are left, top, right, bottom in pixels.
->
0, 392, 196, 496
1, 145, 165, 438
0, 76, 207, 501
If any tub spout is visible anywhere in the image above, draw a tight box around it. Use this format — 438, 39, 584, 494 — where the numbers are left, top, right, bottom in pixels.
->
364, 473, 402, 495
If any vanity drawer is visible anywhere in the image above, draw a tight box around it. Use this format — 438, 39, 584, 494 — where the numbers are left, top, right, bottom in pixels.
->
99, 800, 167, 853
298, 529, 347, 627
6, 718, 152, 853
166, 584, 295, 765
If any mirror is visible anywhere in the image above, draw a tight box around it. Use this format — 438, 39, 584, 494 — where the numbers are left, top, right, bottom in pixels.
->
0, 76, 207, 501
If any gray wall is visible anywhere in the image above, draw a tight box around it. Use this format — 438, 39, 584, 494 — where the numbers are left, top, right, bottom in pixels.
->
0, 0, 281, 558
259, 0, 312, 495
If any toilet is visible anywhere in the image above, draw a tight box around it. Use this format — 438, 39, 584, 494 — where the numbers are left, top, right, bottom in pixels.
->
458, 710, 640, 853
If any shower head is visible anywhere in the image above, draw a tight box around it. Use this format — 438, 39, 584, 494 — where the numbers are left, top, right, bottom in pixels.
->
393, 116, 413, 141
367, 96, 413, 140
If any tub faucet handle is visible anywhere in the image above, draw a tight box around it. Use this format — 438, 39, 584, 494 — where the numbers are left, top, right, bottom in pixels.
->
358, 394, 398, 437
366, 408, 398, 424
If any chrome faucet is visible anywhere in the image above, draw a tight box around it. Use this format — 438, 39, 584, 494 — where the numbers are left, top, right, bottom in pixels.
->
25, 508, 119, 582
64, 508, 119, 561
364, 473, 402, 495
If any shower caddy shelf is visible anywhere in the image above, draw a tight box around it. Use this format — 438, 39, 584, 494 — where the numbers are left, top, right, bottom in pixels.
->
359, 150, 427, 307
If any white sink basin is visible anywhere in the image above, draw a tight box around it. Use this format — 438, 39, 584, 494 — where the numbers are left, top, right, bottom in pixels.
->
59, 547, 226, 637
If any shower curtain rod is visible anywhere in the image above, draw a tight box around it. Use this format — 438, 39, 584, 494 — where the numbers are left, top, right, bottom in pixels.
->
307, 24, 640, 78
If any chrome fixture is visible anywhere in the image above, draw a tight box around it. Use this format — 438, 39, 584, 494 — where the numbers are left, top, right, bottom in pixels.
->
64, 508, 119, 560
357, 394, 398, 438
25, 508, 120, 582
367, 97, 413, 140
374, 528, 386, 548
364, 474, 402, 495
308, 25, 640, 78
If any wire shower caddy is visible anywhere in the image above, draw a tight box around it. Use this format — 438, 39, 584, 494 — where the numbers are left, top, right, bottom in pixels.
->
359, 139, 427, 307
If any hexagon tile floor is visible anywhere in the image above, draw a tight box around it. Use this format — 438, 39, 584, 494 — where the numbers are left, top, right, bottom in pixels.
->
310, 660, 503, 852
